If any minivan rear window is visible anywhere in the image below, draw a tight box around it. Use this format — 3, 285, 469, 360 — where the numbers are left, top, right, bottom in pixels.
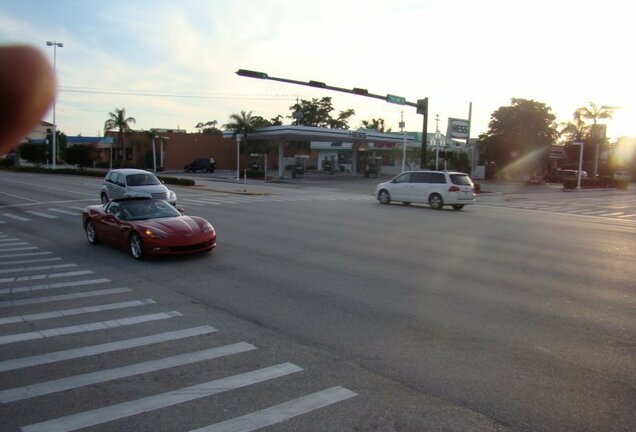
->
450, 174, 472, 185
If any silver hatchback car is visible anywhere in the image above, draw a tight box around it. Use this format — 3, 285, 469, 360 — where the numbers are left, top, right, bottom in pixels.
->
375, 170, 476, 210
100, 169, 177, 205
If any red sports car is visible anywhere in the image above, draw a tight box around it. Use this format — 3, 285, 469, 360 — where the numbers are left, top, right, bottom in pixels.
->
82, 197, 216, 259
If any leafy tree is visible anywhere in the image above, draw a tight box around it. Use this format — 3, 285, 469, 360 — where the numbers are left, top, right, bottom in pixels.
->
63, 144, 98, 170
478, 98, 558, 179
361, 118, 392, 132
104, 108, 136, 163
19, 142, 49, 165
288, 97, 355, 129
194, 120, 222, 135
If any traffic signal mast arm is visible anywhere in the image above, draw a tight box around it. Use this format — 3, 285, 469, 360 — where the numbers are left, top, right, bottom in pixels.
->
235, 69, 428, 167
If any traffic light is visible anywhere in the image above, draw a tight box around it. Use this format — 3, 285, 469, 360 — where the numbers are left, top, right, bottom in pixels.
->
353, 87, 368, 95
309, 80, 326, 88
417, 98, 428, 115
236, 69, 268, 79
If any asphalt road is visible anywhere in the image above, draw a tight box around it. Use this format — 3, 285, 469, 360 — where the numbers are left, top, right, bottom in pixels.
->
0, 170, 634, 432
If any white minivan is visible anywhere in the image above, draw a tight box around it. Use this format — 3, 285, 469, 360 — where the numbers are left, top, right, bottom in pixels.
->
375, 170, 476, 210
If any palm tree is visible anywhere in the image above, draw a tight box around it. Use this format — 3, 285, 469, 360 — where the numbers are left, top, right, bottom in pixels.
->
104, 108, 136, 164
574, 102, 613, 128
223, 110, 258, 145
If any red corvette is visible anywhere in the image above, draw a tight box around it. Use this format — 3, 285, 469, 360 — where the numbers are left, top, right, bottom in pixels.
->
82, 197, 216, 259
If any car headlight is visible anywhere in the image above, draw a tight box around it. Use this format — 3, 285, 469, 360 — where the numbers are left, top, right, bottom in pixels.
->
168, 190, 177, 201
142, 227, 169, 238
201, 222, 215, 233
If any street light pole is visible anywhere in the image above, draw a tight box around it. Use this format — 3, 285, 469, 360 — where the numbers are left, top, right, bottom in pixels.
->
573, 141, 584, 190
46, 41, 63, 170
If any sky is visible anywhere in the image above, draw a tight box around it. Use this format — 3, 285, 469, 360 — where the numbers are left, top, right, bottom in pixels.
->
1, 0, 633, 140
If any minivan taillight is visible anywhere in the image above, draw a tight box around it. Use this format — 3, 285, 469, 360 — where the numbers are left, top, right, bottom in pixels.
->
448, 185, 460, 192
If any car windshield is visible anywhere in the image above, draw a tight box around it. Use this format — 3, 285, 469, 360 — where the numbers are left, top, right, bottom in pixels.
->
450, 174, 473, 186
126, 173, 161, 186
120, 199, 181, 220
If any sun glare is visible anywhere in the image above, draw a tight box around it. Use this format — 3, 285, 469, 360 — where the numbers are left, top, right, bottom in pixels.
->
608, 108, 635, 140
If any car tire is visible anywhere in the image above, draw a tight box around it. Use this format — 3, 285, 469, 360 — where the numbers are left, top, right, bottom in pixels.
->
129, 232, 145, 260
85, 220, 101, 245
100, 193, 109, 205
378, 190, 391, 204
429, 193, 443, 210
452, 204, 464, 211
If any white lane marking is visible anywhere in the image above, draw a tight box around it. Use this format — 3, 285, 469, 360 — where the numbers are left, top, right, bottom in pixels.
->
0, 257, 60, 267
1, 342, 256, 403
599, 212, 624, 217
0, 220, 6, 224
0, 311, 183, 345
0, 242, 29, 247
2, 214, 32, 222
0, 190, 39, 202
0, 325, 215, 372
0, 269, 93, 284
25, 210, 58, 219
0, 299, 156, 326
0, 287, 131, 309
0, 277, 110, 295
617, 213, 636, 218
0, 263, 76, 274
21, 363, 302, 432
70, 206, 88, 211
581, 210, 607, 215
190, 386, 358, 432
0, 251, 52, 260
48, 208, 81, 216
0, 237, 20, 242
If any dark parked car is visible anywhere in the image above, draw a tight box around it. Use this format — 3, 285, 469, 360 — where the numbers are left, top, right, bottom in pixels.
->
546, 169, 587, 183
184, 158, 216, 173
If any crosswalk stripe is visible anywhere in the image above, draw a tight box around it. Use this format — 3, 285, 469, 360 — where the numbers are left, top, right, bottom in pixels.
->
0, 311, 183, 345
617, 213, 636, 218
25, 210, 58, 219
190, 386, 358, 432
0, 287, 132, 309
48, 208, 81, 216
0, 325, 215, 372
0, 237, 20, 242
0, 251, 52, 260
0, 242, 28, 247
0, 342, 256, 403
0, 269, 93, 284
2, 213, 31, 221
0, 277, 110, 295
0, 246, 39, 253
0, 263, 76, 274
21, 363, 303, 432
0, 298, 156, 326
0, 257, 62, 267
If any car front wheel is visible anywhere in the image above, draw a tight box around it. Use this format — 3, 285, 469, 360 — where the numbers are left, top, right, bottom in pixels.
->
130, 233, 145, 260
429, 193, 443, 210
378, 190, 391, 204
85, 220, 101, 245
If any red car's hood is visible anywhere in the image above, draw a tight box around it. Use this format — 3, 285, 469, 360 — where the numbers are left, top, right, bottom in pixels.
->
136, 216, 203, 235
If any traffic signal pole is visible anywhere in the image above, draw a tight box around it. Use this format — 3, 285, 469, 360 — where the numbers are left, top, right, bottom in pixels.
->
236, 69, 429, 168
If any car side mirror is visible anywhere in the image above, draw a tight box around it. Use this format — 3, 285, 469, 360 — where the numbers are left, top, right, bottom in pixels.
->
176, 207, 185, 214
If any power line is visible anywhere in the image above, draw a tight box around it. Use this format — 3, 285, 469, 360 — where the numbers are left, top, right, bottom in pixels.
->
59, 87, 297, 101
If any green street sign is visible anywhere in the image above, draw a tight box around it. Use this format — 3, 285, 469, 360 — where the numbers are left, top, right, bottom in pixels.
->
387, 94, 406, 105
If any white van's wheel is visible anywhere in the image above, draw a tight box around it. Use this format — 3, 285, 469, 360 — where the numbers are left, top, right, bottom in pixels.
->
429, 193, 443, 210
378, 190, 391, 204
